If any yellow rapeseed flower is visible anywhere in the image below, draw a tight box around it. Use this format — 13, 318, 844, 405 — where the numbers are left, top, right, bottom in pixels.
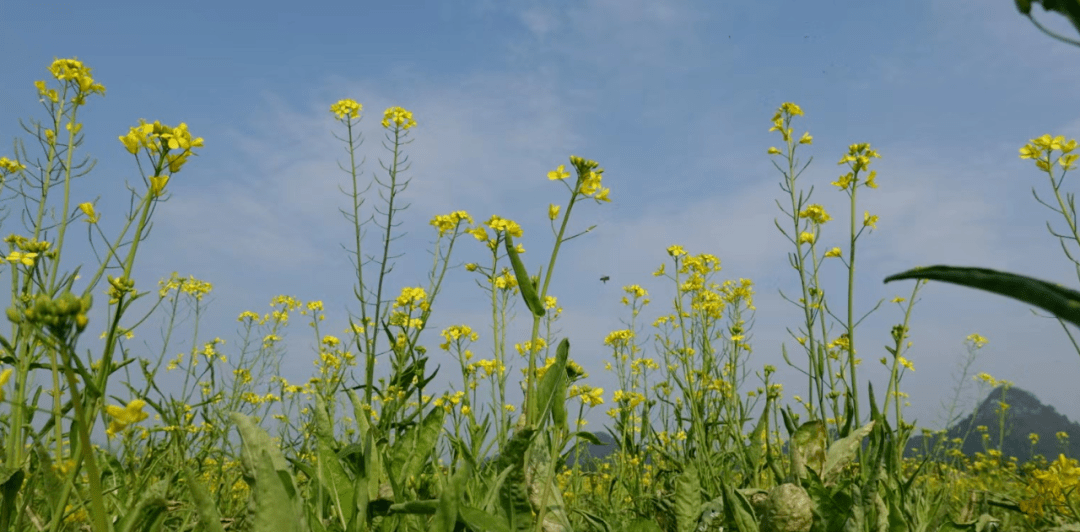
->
382, 106, 416, 130
484, 215, 523, 237
6, 251, 37, 267
547, 165, 570, 181
0, 157, 26, 176
430, 210, 474, 236
0, 368, 11, 402
78, 202, 99, 223
799, 204, 831, 225
105, 399, 149, 438
330, 99, 362, 120
666, 245, 686, 258
149, 175, 170, 197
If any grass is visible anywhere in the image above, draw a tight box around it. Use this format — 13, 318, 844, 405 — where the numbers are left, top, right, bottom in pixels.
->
0, 57, 1079, 532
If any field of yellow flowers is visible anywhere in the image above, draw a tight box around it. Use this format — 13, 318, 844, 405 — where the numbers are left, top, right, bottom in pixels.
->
1, 57, 1079, 532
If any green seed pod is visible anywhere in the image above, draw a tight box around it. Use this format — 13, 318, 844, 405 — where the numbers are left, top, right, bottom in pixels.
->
503, 234, 545, 318
6, 307, 22, 323
81, 293, 93, 313
761, 483, 814, 532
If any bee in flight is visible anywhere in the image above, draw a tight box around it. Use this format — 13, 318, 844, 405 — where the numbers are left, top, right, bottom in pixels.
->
600, 276, 610, 284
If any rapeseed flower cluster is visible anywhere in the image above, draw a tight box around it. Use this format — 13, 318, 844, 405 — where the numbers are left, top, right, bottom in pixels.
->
105, 399, 149, 438
568, 384, 604, 407
429, 210, 474, 237
1019, 134, 1078, 172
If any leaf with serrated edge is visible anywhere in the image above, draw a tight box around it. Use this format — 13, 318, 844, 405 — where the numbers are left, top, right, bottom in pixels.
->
675, 465, 700, 532
822, 421, 875, 486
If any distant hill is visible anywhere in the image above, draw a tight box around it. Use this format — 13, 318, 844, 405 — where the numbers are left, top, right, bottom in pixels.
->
563, 431, 617, 468
560, 386, 1079, 469
904, 385, 1080, 464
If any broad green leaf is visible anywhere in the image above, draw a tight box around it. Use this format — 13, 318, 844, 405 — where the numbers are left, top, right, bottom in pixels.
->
431, 462, 469, 532
723, 484, 759, 532
504, 233, 545, 318
884, 265, 1080, 328
822, 421, 875, 487
627, 518, 664, 532
887, 494, 908, 532
496, 427, 536, 532
391, 406, 446, 487
0, 466, 24, 532
745, 396, 772, 472
181, 462, 226, 532
346, 389, 385, 503
116, 477, 170, 532
231, 412, 308, 532
314, 394, 355, 526
675, 464, 700, 532
524, 432, 573, 532
790, 420, 826, 481
460, 506, 512, 532
390, 500, 440, 514
571, 509, 610, 532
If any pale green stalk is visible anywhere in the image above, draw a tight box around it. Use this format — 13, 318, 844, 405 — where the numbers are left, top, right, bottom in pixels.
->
774, 123, 825, 420
844, 168, 860, 425
523, 179, 583, 425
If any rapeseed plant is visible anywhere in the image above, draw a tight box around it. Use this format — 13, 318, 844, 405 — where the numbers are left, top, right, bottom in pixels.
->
6, 58, 1080, 532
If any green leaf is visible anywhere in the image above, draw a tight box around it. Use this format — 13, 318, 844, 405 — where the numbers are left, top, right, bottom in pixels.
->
432, 461, 470, 532
390, 500, 440, 514
346, 389, 385, 503
822, 421, 875, 486
571, 509, 610, 532
461, 506, 512, 532
675, 465, 700, 532
533, 338, 569, 429
116, 477, 170, 532
181, 462, 226, 532
723, 484, 759, 532
571, 431, 602, 446
627, 518, 664, 532
231, 412, 308, 532
392, 406, 445, 486
0, 466, 24, 532
496, 428, 536, 532
504, 233, 545, 318
884, 265, 1080, 328
745, 396, 772, 472
314, 394, 356, 526
524, 432, 573, 532
790, 420, 827, 481
780, 406, 798, 439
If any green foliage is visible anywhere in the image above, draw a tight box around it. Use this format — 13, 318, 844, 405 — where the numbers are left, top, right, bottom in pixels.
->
674, 464, 700, 532
6, 61, 1080, 532
884, 266, 1080, 328
232, 412, 309, 532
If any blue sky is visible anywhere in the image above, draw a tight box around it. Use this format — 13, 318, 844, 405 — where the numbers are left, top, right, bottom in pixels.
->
4, 0, 1080, 434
